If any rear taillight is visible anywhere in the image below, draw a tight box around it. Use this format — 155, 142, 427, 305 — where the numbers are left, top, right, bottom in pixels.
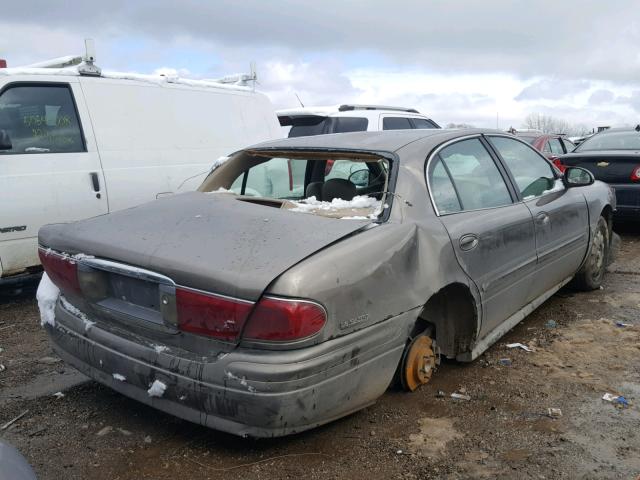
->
38, 248, 81, 295
176, 287, 253, 341
631, 165, 640, 182
552, 158, 567, 173
0, 60, 6, 68
243, 296, 326, 342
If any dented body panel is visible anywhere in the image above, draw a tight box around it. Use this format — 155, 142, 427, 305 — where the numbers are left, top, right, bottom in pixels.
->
38, 129, 616, 437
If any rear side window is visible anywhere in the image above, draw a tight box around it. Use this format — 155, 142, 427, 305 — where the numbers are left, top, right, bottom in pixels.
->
383, 117, 413, 130
429, 158, 461, 214
488, 136, 557, 199
548, 138, 564, 154
435, 138, 512, 211
332, 117, 368, 133
562, 138, 575, 152
412, 118, 438, 129
0, 84, 84, 154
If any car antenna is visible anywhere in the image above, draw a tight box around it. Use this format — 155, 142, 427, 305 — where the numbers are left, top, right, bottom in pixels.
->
294, 92, 305, 108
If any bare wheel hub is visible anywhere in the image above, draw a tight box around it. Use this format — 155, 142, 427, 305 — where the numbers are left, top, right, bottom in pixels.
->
401, 334, 437, 391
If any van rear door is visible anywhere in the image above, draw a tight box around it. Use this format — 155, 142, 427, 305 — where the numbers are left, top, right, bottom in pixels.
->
0, 78, 108, 277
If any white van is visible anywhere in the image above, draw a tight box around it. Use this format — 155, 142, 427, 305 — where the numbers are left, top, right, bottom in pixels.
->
0, 54, 281, 283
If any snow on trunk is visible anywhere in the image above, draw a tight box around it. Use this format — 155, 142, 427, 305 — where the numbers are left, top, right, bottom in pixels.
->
36, 273, 60, 327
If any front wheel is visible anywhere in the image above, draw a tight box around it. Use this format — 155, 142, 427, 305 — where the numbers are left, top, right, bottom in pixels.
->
573, 216, 609, 291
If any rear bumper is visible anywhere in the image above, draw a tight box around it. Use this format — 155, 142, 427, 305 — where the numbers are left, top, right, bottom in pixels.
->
612, 184, 640, 220
47, 298, 411, 438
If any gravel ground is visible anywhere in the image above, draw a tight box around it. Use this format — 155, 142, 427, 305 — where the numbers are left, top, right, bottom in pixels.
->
1, 226, 639, 480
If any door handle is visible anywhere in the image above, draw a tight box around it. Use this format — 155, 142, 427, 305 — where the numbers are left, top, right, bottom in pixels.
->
536, 212, 550, 225
459, 234, 479, 251
89, 172, 101, 199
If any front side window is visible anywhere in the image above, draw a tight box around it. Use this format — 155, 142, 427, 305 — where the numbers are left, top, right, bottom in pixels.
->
383, 117, 413, 130
436, 138, 512, 211
489, 136, 557, 199
0, 84, 84, 154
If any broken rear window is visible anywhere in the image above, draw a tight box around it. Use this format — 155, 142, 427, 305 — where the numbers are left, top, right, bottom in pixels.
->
198, 151, 391, 220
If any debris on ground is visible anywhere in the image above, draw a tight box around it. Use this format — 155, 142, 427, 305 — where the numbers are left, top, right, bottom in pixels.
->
1, 410, 29, 431
436, 390, 446, 398
38, 356, 61, 365
615, 322, 631, 327
53, 392, 65, 399
545, 320, 558, 328
96, 426, 113, 437
451, 392, 471, 401
547, 408, 562, 418
602, 393, 630, 408
0, 364, 5, 373
506, 343, 534, 352
499, 358, 512, 366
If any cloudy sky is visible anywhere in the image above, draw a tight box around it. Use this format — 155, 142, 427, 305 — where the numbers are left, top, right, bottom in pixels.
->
2, 1, 640, 131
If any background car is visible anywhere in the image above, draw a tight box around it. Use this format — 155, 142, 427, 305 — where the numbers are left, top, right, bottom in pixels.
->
277, 104, 440, 138
558, 126, 640, 221
509, 129, 576, 171
37, 129, 615, 438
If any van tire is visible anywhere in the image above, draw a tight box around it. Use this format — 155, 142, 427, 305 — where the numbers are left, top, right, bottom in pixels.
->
573, 216, 609, 291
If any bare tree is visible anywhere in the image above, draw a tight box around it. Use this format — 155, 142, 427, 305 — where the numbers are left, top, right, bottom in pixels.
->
446, 122, 475, 129
522, 113, 591, 136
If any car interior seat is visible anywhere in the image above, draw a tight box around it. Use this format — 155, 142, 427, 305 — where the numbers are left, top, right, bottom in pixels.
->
305, 182, 323, 200
322, 178, 356, 202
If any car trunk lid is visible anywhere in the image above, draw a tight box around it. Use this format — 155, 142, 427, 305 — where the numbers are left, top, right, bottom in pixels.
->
39, 192, 370, 346
561, 151, 640, 183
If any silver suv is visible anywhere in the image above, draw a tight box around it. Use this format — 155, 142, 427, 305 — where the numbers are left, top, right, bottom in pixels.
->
277, 104, 440, 137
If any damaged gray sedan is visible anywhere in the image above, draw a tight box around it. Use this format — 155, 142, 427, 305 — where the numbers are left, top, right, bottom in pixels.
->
37, 129, 616, 437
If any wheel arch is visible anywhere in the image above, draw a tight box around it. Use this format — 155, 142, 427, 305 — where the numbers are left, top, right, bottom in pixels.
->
413, 282, 479, 358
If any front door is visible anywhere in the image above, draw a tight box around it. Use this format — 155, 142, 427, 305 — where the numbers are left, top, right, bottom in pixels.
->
0, 80, 108, 276
487, 135, 589, 300
428, 137, 537, 337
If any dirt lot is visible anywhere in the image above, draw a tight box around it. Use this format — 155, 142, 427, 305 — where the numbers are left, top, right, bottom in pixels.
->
1, 227, 639, 480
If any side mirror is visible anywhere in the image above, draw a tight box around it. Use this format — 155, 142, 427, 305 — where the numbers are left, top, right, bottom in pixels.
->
564, 166, 594, 187
0, 129, 11, 150
348, 169, 370, 187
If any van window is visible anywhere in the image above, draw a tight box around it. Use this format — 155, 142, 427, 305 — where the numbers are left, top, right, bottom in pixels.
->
383, 117, 413, 130
0, 84, 84, 154
411, 118, 438, 129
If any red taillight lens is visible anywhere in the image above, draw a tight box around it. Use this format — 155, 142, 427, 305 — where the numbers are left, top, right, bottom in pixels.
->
552, 158, 567, 173
243, 296, 326, 342
631, 165, 640, 182
176, 287, 253, 341
0, 60, 7, 68
38, 249, 81, 295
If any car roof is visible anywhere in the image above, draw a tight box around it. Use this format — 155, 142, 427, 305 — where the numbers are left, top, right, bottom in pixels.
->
246, 128, 505, 155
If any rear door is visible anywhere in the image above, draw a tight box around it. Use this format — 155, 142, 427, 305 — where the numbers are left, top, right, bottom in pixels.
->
427, 136, 537, 337
487, 135, 589, 299
0, 80, 107, 276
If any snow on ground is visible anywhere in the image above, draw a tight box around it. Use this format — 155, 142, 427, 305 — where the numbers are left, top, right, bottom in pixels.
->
147, 380, 167, 398
36, 273, 60, 327
112, 373, 126, 382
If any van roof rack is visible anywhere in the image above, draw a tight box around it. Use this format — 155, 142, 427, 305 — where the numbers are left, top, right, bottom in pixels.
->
20, 39, 101, 76
338, 104, 420, 114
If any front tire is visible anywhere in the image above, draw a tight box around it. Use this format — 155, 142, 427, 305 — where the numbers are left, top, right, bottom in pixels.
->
573, 216, 609, 291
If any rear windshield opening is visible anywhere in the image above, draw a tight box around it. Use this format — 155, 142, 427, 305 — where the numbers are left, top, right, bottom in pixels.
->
199, 151, 391, 220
